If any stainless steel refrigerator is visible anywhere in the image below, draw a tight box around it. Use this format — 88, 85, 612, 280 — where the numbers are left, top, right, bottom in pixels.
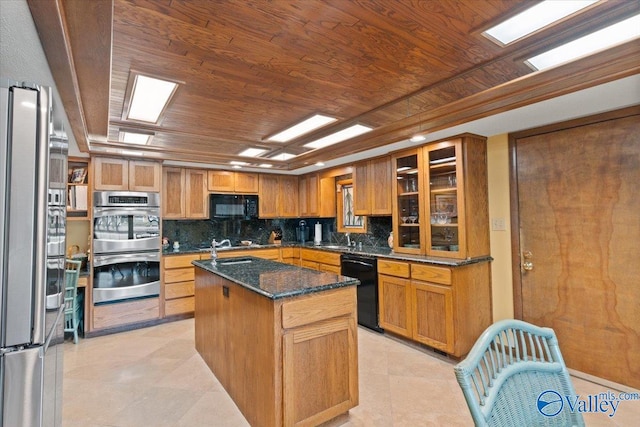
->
0, 81, 67, 427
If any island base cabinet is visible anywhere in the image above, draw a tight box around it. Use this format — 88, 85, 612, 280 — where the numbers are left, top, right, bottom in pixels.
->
283, 317, 358, 427
195, 268, 358, 427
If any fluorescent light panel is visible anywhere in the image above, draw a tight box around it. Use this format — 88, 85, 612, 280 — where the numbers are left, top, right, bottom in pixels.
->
270, 152, 297, 161
304, 124, 373, 150
230, 161, 248, 166
239, 147, 268, 157
259, 164, 273, 168
484, 0, 597, 45
267, 114, 337, 142
527, 14, 640, 70
119, 131, 152, 145
127, 75, 178, 123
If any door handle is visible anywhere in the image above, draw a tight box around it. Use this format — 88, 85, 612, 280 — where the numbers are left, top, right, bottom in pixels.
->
522, 250, 533, 271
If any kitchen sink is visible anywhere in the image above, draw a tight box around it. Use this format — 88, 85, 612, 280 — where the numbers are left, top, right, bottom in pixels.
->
217, 258, 253, 265
321, 245, 352, 250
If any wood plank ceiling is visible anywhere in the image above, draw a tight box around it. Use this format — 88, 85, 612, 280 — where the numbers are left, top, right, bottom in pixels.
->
28, 0, 640, 171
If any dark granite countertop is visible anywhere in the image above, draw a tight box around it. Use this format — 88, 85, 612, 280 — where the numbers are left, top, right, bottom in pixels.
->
192, 257, 359, 300
167, 242, 491, 267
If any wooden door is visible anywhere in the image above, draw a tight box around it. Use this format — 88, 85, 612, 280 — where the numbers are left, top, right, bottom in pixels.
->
162, 167, 185, 218
129, 160, 161, 192
185, 169, 208, 218
258, 174, 279, 218
234, 172, 259, 193
512, 109, 640, 389
353, 161, 370, 216
279, 175, 299, 218
93, 157, 128, 190
378, 274, 412, 338
207, 170, 235, 192
411, 281, 454, 353
369, 156, 393, 215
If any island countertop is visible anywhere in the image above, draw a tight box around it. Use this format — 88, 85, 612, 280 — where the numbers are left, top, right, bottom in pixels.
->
192, 256, 359, 300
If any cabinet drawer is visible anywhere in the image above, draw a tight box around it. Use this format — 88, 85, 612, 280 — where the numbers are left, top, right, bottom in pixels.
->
165, 281, 195, 299
300, 249, 341, 266
93, 297, 159, 330
300, 260, 319, 271
282, 287, 355, 329
411, 264, 451, 285
164, 268, 194, 284
164, 254, 200, 269
218, 248, 280, 260
165, 296, 195, 316
319, 263, 341, 274
377, 259, 410, 278
280, 247, 300, 259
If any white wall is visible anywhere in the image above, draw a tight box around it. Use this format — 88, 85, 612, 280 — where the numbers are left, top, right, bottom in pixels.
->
487, 134, 514, 321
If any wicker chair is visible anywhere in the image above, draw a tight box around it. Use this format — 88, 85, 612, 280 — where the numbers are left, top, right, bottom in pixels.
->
454, 319, 584, 426
64, 259, 83, 344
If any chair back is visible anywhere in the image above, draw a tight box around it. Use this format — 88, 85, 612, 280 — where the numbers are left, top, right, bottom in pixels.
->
454, 319, 584, 426
64, 259, 82, 300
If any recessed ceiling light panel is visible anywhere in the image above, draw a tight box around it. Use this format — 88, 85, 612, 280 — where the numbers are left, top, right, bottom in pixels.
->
127, 75, 179, 123
483, 0, 597, 45
304, 124, 373, 150
526, 13, 640, 70
239, 147, 268, 157
267, 114, 337, 142
269, 152, 297, 161
119, 130, 153, 145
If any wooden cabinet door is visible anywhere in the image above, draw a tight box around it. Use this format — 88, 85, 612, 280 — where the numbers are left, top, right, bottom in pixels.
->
279, 175, 299, 217
411, 281, 454, 353
258, 174, 279, 218
283, 316, 358, 427
207, 170, 235, 192
162, 167, 185, 218
353, 161, 369, 216
185, 169, 208, 218
319, 176, 336, 217
370, 156, 392, 215
234, 172, 259, 193
298, 175, 310, 216
93, 157, 128, 190
378, 274, 412, 338
129, 160, 161, 192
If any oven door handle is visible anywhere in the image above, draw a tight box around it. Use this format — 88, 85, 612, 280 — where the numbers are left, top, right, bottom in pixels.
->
93, 251, 160, 267
93, 206, 160, 217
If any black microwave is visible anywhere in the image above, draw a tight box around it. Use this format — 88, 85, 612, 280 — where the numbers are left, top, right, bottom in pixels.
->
209, 194, 259, 219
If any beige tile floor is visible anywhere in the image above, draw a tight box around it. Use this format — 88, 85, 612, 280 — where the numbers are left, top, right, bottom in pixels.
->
62, 319, 640, 426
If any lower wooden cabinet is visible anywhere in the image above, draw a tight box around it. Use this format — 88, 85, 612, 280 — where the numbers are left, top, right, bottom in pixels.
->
378, 274, 412, 338
92, 297, 159, 330
163, 254, 201, 317
300, 248, 341, 273
378, 258, 491, 357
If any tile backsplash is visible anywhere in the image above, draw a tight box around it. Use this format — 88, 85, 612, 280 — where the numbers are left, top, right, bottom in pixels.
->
162, 216, 392, 249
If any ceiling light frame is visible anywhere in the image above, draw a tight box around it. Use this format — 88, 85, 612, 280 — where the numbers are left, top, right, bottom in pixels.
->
122, 71, 181, 124
118, 128, 155, 145
304, 124, 373, 150
265, 114, 337, 143
482, 0, 598, 46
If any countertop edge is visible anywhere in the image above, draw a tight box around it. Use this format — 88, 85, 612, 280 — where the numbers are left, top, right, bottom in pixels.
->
166, 243, 492, 267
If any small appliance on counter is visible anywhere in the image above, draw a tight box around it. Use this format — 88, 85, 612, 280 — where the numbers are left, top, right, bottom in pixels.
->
296, 220, 309, 243
268, 228, 282, 245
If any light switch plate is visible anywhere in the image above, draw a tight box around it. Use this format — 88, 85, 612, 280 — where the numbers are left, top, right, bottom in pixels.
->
491, 217, 507, 231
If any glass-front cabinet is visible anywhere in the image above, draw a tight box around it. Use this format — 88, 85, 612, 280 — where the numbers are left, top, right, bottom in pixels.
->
392, 149, 424, 255
426, 141, 463, 257
391, 135, 490, 259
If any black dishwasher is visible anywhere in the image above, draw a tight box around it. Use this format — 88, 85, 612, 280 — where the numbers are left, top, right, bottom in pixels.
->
341, 253, 383, 333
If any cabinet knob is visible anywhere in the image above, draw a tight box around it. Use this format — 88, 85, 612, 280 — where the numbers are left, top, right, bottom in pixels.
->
523, 260, 534, 271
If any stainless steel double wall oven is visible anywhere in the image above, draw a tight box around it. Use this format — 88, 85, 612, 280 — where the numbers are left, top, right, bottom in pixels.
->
92, 191, 161, 304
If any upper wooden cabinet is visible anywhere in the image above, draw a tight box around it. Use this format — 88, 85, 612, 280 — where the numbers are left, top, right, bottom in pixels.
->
353, 156, 392, 216
162, 167, 208, 219
259, 174, 299, 218
299, 173, 336, 218
391, 135, 489, 259
207, 171, 259, 193
425, 135, 489, 259
93, 157, 161, 192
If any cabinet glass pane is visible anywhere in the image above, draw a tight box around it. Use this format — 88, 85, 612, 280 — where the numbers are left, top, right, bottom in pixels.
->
428, 146, 458, 252
396, 154, 421, 249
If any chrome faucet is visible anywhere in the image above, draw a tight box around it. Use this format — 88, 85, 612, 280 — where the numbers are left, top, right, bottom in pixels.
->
345, 233, 351, 247
215, 239, 232, 248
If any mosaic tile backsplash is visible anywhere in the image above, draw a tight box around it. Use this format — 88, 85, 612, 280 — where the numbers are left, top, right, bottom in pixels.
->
162, 216, 392, 249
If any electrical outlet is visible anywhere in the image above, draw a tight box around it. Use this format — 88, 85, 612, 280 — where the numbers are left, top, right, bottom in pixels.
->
491, 217, 507, 231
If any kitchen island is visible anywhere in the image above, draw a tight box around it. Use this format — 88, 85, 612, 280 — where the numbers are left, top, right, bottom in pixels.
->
193, 257, 360, 427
